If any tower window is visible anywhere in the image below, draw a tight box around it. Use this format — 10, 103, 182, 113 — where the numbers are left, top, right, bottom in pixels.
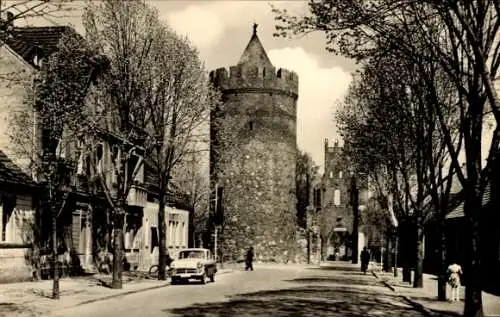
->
339, 171, 343, 179
334, 189, 341, 206
329, 171, 333, 178
249, 121, 253, 131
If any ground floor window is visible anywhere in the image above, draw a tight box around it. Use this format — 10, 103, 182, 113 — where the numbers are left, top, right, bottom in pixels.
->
0, 194, 17, 243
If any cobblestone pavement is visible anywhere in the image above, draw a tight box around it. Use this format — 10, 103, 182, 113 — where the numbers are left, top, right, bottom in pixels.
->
0, 262, 465, 317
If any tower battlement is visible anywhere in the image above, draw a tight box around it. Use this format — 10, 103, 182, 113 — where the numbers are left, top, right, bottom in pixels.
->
210, 64, 299, 99
325, 138, 342, 153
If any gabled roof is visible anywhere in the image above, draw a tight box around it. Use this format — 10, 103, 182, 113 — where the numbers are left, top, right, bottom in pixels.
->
446, 183, 492, 219
4, 25, 76, 68
237, 24, 273, 68
0, 150, 36, 187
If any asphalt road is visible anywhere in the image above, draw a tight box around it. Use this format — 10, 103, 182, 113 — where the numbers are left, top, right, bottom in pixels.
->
52, 263, 442, 317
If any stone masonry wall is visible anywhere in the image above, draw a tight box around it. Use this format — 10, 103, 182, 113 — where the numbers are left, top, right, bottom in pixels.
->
0, 248, 33, 283
213, 81, 298, 263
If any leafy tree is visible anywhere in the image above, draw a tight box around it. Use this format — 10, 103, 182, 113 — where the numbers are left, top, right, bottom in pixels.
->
82, 0, 158, 289
337, 51, 460, 288
140, 23, 219, 280
172, 152, 210, 249
274, 2, 498, 315
9, 30, 107, 299
83, 0, 221, 284
296, 150, 319, 229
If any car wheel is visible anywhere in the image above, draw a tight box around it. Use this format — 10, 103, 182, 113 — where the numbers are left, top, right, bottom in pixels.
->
171, 277, 178, 285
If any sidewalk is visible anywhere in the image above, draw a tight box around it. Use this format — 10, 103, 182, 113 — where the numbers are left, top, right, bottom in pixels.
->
371, 264, 500, 317
0, 268, 234, 316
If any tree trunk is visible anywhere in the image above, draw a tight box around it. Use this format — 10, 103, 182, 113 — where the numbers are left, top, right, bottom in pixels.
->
402, 265, 412, 283
393, 233, 399, 277
32, 205, 42, 281
111, 210, 124, 289
307, 230, 311, 264
402, 224, 412, 283
413, 220, 424, 288
384, 234, 392, 272
158, 189, 167, 281
351, 177, 359, 264
463, 192, 483, 317
320, 236, 325, 261
51, 208, 59, 299
438, 219, 447, 301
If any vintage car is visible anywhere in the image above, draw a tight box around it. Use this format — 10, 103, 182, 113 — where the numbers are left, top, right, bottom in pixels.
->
169, 248, 217, 284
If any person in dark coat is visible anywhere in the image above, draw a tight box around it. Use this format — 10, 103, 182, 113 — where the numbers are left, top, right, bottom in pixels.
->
360, 247, 370, 274
245, 247, 254, 271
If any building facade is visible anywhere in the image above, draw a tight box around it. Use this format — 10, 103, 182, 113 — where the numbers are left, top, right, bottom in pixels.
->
0, 23, 193, 281
320, 139, 353, 260
209, 25, 299, 263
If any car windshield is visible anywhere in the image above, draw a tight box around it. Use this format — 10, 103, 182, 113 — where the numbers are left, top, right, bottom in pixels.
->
178, 250, 205, 259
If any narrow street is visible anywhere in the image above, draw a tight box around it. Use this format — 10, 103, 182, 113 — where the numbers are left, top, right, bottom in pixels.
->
48, 263, 449, 317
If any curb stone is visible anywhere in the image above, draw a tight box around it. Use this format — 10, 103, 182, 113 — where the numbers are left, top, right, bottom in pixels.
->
57, 269, 235, 310
370, 269, 435, 317
371, 270, 396, 292
400, 295, 437, 317
71, 282, 170, 308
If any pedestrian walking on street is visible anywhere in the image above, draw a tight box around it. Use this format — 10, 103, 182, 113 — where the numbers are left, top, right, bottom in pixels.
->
245, 246, 254, 271
360, 247, 370, 274
447, 263, 463, 301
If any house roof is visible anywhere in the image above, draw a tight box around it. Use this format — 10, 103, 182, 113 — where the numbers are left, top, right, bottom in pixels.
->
0, 150, 36, 187
4, 25, 76, 68
446, 182, 492, 219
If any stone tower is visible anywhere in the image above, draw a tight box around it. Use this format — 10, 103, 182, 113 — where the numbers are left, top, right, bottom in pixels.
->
209, 24, 299, 263
322, 139, 353, 258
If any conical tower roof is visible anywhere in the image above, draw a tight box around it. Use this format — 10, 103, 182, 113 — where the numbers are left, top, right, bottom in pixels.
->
237, 23, 273, 68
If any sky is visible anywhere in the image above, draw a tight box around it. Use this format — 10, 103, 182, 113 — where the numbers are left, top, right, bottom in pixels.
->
8, 0, 357, 170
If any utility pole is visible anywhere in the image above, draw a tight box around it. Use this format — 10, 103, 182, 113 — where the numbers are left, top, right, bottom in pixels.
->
212, 184, 223, 267
351, 175, 359, 264
214, 226, 218, 262
214, 183, 218, 261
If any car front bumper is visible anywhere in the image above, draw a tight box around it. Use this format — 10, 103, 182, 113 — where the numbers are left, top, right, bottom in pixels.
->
170, 268, 204, 279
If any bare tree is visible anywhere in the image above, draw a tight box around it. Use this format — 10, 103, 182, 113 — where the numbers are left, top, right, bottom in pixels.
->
82, 0, 158, 289
172, 151, 210, 249
140, 22, 220, 280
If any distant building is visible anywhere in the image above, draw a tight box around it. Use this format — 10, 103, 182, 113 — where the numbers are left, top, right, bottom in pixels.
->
315, 138, 369, 261
209, 24, 299, 263
319, 139, 352, 260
